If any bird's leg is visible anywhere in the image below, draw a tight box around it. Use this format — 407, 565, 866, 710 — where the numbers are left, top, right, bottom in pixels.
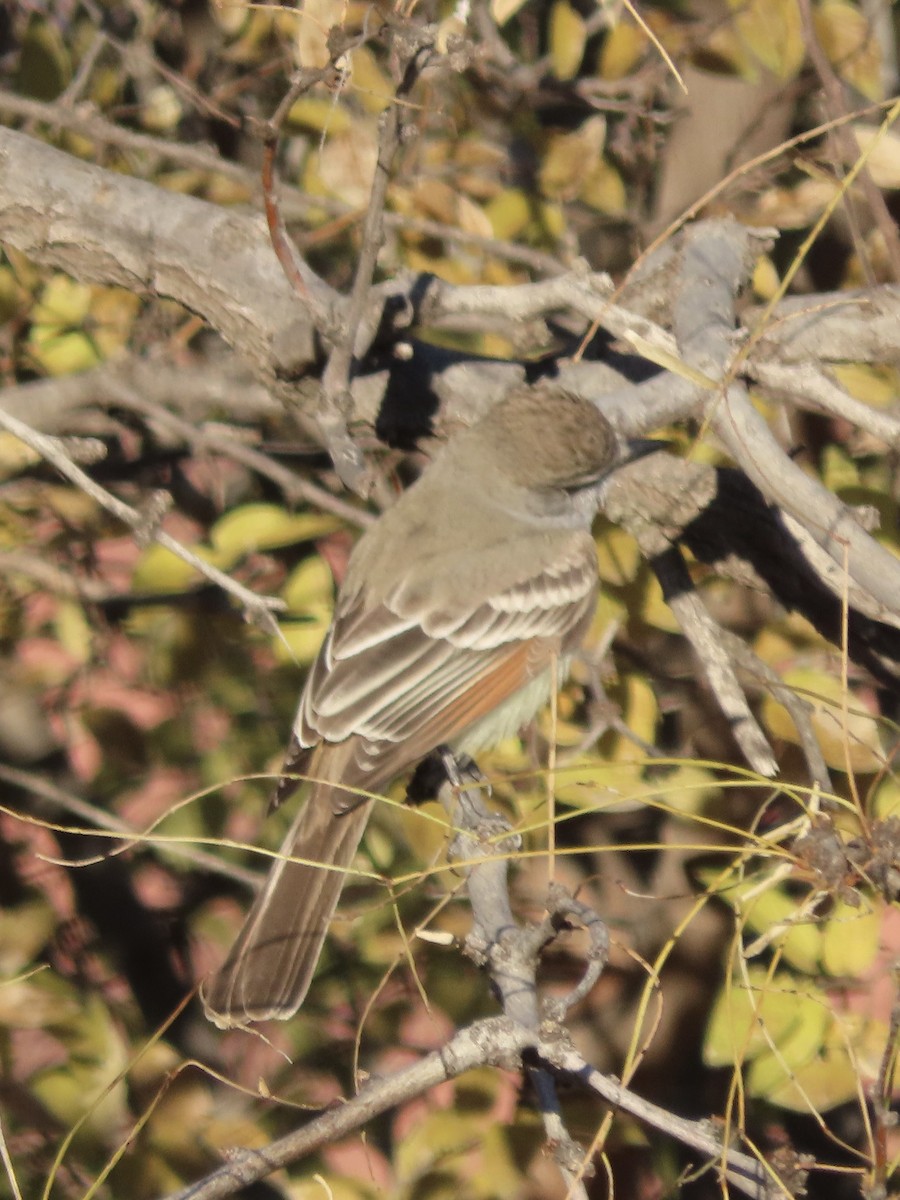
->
404, 745, 492, 808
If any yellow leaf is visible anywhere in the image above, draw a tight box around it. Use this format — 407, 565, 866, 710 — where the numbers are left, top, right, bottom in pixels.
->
872, 777, 900, 818
0, 901, 57, 975
273, 607, 332, 665
132, 542, 229, 593
705, 968, 813, 1067
32, 276, 93, 327
848, 125, 900, 188
287, 95, 352, 134
762, 668, 886, 774
486, 188, 532, 240
580, 160, 628, 215
282, 554, 334, 612
815, 3, 883, 101
456, 193, 494, 238
0, 432, 41, 477
141, 84, 183, 132
752, 1033, 859, 1111
16, 15, 71, 100
54, 599, 93, 664
821, 900, 879, 977
539, 200, 567, 239
33, 990, 131, 1138
820, 444, 860, 492
540, 117, 607, 200
348, 45, 392, 114
831, 362, 900, 410
492, 0, 530, 26
549, 0, 587, 80
555, 758, 654, 813
635, 570, 680, 634
210, 503, 340, 557
752, 254, 781, 300
210, 0, 252, 35
596, 524, 641, 586
310, 123, 379, 208
0, 977, 69, 1028
28, 329, 99, 376
589, 587, 627, 636
410, 178, 493, 236
753, 177, 839, 228
599, 21, 647, 79
651, 762, 720, 815
616, 673, 658, 751
292, 0, 336, 69
733, 0, 805, 80
741, 884, 823, 973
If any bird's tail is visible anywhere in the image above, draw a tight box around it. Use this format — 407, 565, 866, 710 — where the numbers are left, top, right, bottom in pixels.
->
201, 745, 375, 1027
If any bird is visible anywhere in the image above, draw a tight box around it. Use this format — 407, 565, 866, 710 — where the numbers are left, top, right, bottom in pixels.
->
202, 383, 655, 1027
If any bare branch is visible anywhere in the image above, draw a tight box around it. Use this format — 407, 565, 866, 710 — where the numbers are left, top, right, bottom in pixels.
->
102, 380, 374, 530
751, 360, 900, 446
0, 357, 280, 433
671, 221, 900, 624
318, 33, 434, 493
159, 1011, 778, 1200
161, 1017, 532, 1200
652, 550, 779, 779
0, 764, 260, 890
0, 405, 285, 628
0, 126, 318, 383
438, 752, 592, 1198
0, 90, 568, 277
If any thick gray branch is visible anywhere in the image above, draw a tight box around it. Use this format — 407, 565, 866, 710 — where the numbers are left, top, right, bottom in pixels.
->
671, 220, 900, 624
0, 126, 321, 381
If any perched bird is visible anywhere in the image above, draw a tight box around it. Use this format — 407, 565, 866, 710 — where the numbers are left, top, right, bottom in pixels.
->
202, 384, 653, 1026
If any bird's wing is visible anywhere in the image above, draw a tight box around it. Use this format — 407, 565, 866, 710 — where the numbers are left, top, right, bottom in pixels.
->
283, 534, 599, 804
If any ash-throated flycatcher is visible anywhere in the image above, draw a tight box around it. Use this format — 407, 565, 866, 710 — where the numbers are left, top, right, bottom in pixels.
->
202, 383, 654, 1026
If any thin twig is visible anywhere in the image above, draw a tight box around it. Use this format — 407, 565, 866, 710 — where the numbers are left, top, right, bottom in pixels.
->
751, 360, 900, 446
259, 63, 347, 336
0, 407, 285, 630
104, 382, 374, 529
438, 751, 592, 1199
0, 763, 260, 889
318, 31, 433, 493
